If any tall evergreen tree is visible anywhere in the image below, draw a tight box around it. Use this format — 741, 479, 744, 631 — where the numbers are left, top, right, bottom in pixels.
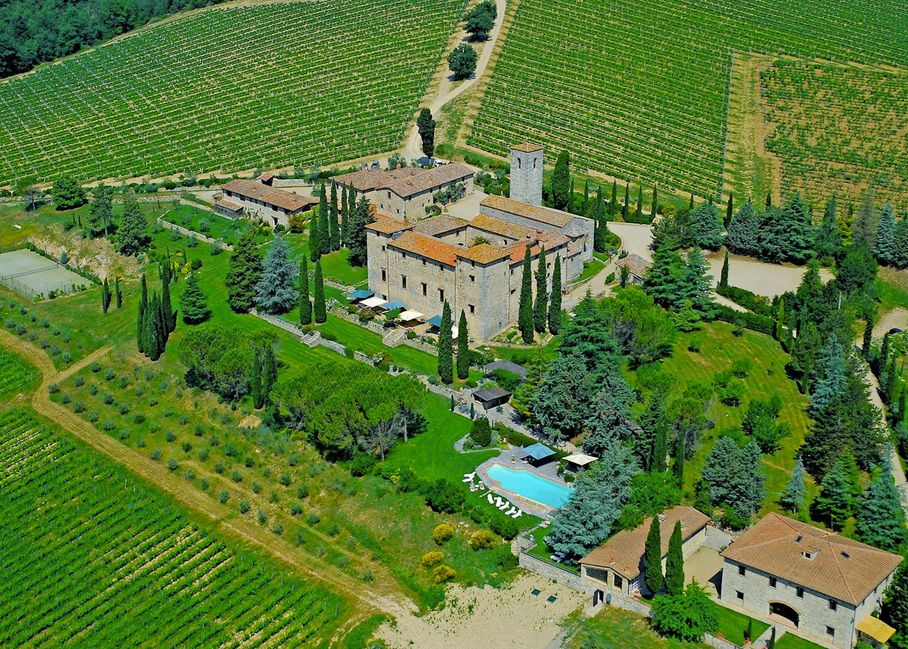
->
882, 559, 908, 649
765, 192, 772, 210
673, 433, 685, 487
101, 277, 111, 313
812, 452, 860, 529
260, 343, 277, 401
664, 521, 684, 596
686, 203, 724, 250
683, 248, 716, 316
161, 269, 175, 333
309, 207, 321, 262
312, 259, 326, 323
117, 191, 149, 256
815, 195, 843, 260
875, 203, 896, 265
852, 192, 878, 249
609, 180, 618, 216
136, 274, 147, 353
622, 182, 630, 220
779, 455, 807, 514
856, 463, 908, 552
256, 235, 298, 314
725, 200, 761, 257
347, 195, 373, 266
318, 183, 331, 255
114, 276, 122, 309
456, 310, 469, 380
225, 231, 263, 313
650, 185, 658, 223
437, 301, 454, 384
549, 255, 562, 335
643, 516, 665, 595
340, 183, 349, 245
179, 272, 210, 324
533, 247, 548, 334
518, 245, 534, 343
719, 250, 729, 287
568, 178, 575, 214
759, 195, 815, 264
862, 315, 874, 358
634, 186, 643, 222
582, 179, 590, 216
329, 182, 340, 251
416, 108, 436, 159
725, 193, 734, 227
809, 337, 847, 416
88, 184, 113, 237
298, 257, 312, 325
249, 352, 262, 410
551, 150, 571, 211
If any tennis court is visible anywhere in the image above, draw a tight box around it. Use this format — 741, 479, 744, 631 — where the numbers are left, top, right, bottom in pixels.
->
0, 249, 90, 299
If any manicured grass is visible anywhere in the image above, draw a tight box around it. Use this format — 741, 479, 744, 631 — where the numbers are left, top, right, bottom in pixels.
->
284, 234, 368, 287
774, 633, 826, 649
572, 258, 606, 284
316, 315, 439, 376
638, 321, 814, 514
161, 204, 267, 246
878, 268, 908, 312
340, 614, 389, 649
525, 525, 579, 574
561, 608, 707, 649
713, 606, 769, 646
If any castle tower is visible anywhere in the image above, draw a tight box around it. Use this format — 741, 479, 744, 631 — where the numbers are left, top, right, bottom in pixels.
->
509, 143, 544, 206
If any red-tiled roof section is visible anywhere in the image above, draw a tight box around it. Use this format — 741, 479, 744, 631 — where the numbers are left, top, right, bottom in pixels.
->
388, 231, 460, 266
581, 506, 710, 580
456, 244, 511, 264
335, 164, 474, 199
616, 254, 651, 278
481, 195, 574, 228
222, 180, 317, 212
721, 513, 902, 606
413, 215, 468, 237
365, 214, 414, 235
470, 214, 536, 241
215, 198, 244, 212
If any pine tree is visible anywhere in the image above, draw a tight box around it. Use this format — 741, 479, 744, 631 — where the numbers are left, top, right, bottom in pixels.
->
719, 250, 729, 287
815, 195, 842, 260
862, 315, 874, 358
312, 259, 326, 323
533, 247, 548, 334
664, 521, 684, 596
329, 182, 340, 251
298, 257, 312, 325
549, 255, 562, 335
881, 559, 908, 648
609, 180, 618, 216
318, 183, 331, 255
643, 516, 664, 594
347, 195, 373, 266
161, 271, 175, 333
256, 235, 298, 314
650, 185, 658, 223
518, 245, 534, 343
101, 277, 110, 313
180, 272, 210, 324
725, 193, 734, 227
438, 301, 453, 384
117, 191, 149, 256
456, 310, 469, 380
88, 185, 113, 237
622, 182, 630, 220
856, 463, 908, 552
809, 337, 847, 416
779, 456, 807, 514
136, 274, 147, 353
552, 150, 571, 211
225, 231, 263, 313
812, 452, 859, 529
114, 276, 122, 308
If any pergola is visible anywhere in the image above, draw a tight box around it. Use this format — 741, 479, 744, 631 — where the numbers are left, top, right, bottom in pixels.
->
348, 289, 374, 301
473, 386, 511, 409
563, 453, 597, 472
398, 309, 424, 323
359, 296, 387, 310
521, 442, 555, 465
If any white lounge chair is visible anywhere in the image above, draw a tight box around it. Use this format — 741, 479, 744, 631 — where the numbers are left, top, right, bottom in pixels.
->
463, 472, 475, 480
498, 500, 509, 511
505, 506, 517, 516
511, 510, 523, 519
487, 493, 495, 504
462, 476, 474, 483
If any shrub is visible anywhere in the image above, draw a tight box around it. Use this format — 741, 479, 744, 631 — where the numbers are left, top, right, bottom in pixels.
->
469, 529, 496, 550
167, 459, 178, 471
181, 441, 192, 453
48, 383, 59, 394
257, 510, 267, 526
231, 470, 242, 483
61, 394, 71, 404
296, 485, 309, 499
117, 403, 129, 415
433, 565, 456, 583
423, 479, 464, 514
488, 515, 519, 540
239, 499, 250, 514
650, 583, 719, 642
305, 512, 320, 526
433, 523, 455, 545
272, 524, 283, 536
731, 358, 752, 378
469, 418, 492, 447
74, 375, 84, 387
165, 430, 176, 442
219, 489, 230, 504
252, 482, 261, 494
279, 473, 291, 487
214, 462, 224, 474
420, 551, 445, 567
150, 450, 162, 461
290, 502, 303, 516
350, 452, 376, 477
72, 400, 86, 413
133, 413, 145, 424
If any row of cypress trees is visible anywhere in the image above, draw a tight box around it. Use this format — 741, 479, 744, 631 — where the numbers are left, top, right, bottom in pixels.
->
135, 262, 177, 361
437, 302, 471, 384
643, 518, 685, 596
297, 255, 326, 325
518, 245, 562, 342
100, 276, 122, 313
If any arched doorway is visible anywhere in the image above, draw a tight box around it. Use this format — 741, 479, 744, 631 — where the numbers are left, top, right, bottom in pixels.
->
769, 602, 800, 628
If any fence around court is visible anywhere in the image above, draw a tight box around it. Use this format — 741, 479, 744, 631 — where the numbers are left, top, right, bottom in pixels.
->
0, 250, 90, 299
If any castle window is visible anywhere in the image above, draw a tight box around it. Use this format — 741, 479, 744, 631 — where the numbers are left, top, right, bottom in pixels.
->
826, 627, 834, 637
381, 245, 386, 252
829, 600, 837, 611
614, 574, 622, 589
769, 577, 777, 588
796, 587, 804, 598
469, 304, 475, 314
422, 283, 427, 296
439, 288, 444, 302
470, 275, 475, 283
401, 275, 407, 289
736, 591, 744, 601
381, 268, 386, 282
517, 158, 521, 170
533, 157, 537, 169
738, 566, 745, 576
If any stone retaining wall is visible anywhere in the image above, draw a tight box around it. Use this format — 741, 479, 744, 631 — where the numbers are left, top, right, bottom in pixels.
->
157, 217, 231, 250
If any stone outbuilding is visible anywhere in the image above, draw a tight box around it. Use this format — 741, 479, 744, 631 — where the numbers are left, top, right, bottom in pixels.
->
219, 178, 317, 227
720, 513, 901, 649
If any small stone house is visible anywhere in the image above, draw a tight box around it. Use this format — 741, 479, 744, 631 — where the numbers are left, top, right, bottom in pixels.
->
720, 513, 901, 649
615, 253, 651, 285
219, 178, 317, 227
579, 506, 709, 602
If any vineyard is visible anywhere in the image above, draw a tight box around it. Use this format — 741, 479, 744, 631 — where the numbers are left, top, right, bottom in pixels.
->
467, 0, 908, 199
0, 407, 349, 647
0, 347, 38, 400
761, 59, 908, 210
0, 0, 466, 187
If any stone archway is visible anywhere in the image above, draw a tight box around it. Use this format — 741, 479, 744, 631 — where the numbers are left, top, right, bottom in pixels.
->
769, 602, 800, 628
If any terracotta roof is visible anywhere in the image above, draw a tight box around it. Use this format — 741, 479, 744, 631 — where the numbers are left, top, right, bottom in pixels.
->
221, 180, 317, 212
215, 197, 244, 212
388, 231, 460, 266
511, 142, 543, 153
721, 513, 902, 606
581, 506, 710, 580
334, 164, 474, 199
365, 215, 414, 235
616, 254, 651, 278
470, 214, 536, 241
457, 243, 511, 264
413, 215, 468, 237
481, 195, 574, 228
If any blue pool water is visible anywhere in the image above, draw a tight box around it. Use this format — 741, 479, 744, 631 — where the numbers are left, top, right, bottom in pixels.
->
486, 464, 573, 508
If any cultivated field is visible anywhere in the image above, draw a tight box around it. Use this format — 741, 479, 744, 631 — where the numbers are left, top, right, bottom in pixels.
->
0, 0, 466, 187
467, 0, 907, 199
0, 347, 39, 400
0, 407, 349, 647
761, 59, 908, 210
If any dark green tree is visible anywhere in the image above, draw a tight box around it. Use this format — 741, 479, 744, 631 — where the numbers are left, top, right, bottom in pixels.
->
312, 259, 326, 323
456, 310, 469, 380
862, 315, 874, 357
664, 521, 684, 596
758, 194, 815, 263
725, 200, 761, 257
298, 257, 311, 325
255, 235, 298, 314
309, 207, 321, 262
518, 245, 534, 343
815, 195, 843, 260
340, 183, 349, 245
650, 185, 658, 222
51, 176, 86, 210
549, 255, 562, 335
438, 301, 453, 384
180, 272, 210, 324
328, 182, 340, 251
719, 250, 729, 287
882, 559, 908, 649
88, 185, 113, 237
779, 455, 807, 514
465, 0, 495, 41
724, 193, 734, 227
416, 108, 436, 159
673, 433, 685, 487
114, 276, 122, 308
136, 274, 147, 353
448, 43, 477, 80
856, 463, 908, 552
609, 180, 618, 216
101, 277, 111, 313
551, 150, 571, 211
116, 191, 149, 256
686, 203, 724, 250
811, 451, 860, 529
318, 183, 331, 255
161, 270, 176, 332
533, 247, 548, 334
225, 231, 263, 313
622, 182, 630, 220
643, 516, 665, 594
347, 195, 373, 266
635, 185, 643, 222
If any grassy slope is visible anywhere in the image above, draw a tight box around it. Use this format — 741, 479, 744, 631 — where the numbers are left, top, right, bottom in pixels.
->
562, 608, 706, 649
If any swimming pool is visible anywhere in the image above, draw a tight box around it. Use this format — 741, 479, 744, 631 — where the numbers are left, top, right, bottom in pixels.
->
486, 464, 573, 508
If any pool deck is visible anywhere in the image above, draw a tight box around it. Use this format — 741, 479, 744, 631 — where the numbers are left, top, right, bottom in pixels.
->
475, 446, 571, 519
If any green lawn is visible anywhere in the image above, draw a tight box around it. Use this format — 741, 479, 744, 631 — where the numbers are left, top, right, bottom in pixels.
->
713, 606, 769, 646
160, 204, 267, 246
878, 268, 908, 312
572, 258, 606, 284
562, 608, 707, 649
284, 233, 368, 287
638, 321, 814, 514
774, 633, 825, 649
0, 347, 39, 400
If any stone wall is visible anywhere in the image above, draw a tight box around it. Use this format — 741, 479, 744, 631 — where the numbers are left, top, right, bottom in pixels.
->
157, 218, 231, 250
518, 552, 586, 592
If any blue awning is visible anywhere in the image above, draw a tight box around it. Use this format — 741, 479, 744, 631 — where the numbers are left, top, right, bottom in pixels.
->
426, 315, 443, 327
349, 289, 374, 300
384, 300, 405, 311
522, 442, 555, 461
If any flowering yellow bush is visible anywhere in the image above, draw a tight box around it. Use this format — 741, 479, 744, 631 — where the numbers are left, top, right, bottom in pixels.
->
420, 551, 444, 567
433, 565, 456, 583
469, 529, 496, 550
432, 523, 454, 545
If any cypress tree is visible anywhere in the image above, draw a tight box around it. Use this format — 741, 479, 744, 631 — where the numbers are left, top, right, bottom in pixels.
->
180, 272, 210, 324
299, 258, 312, 325
518, 245, 534, 343
568, 177, 575, 214
438, 301, 454, 384
101, 277, 110, 313
885, 355, 899, 404
689, 193, 695, 212
345, 184, 356, 244
318, 183, 330, 255
312, 259, 326, 323
725, 193, 734, 227
653, 416, 669, 473
114, 276, 122, 308
898, 388, 907, 426
329, 182, 340, 251
862, 315, 874, 358
309, 209, 321, 262
650, 185, 658, 222
551, 151, 571, 211
582, 179, 590, 216
635, 185, 643, 222
643, 516, 664, 594
674, 433, 685, 488
765, 192, 772, 210
261, 344, 276, 400
548, 255, 562, 335
609, 180, 618, 215
880, 333, 891, 377
161, 270, 175, 333
249, 353, 262, 409
456, 310, 469, 380
533, 247, 548, 334
340, 183, 349, 245
719, 250, 729, 288
622, 182, 630, 220
136, 274, 147, 353
664, 521, 684, 596
774, 296, 787, 343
